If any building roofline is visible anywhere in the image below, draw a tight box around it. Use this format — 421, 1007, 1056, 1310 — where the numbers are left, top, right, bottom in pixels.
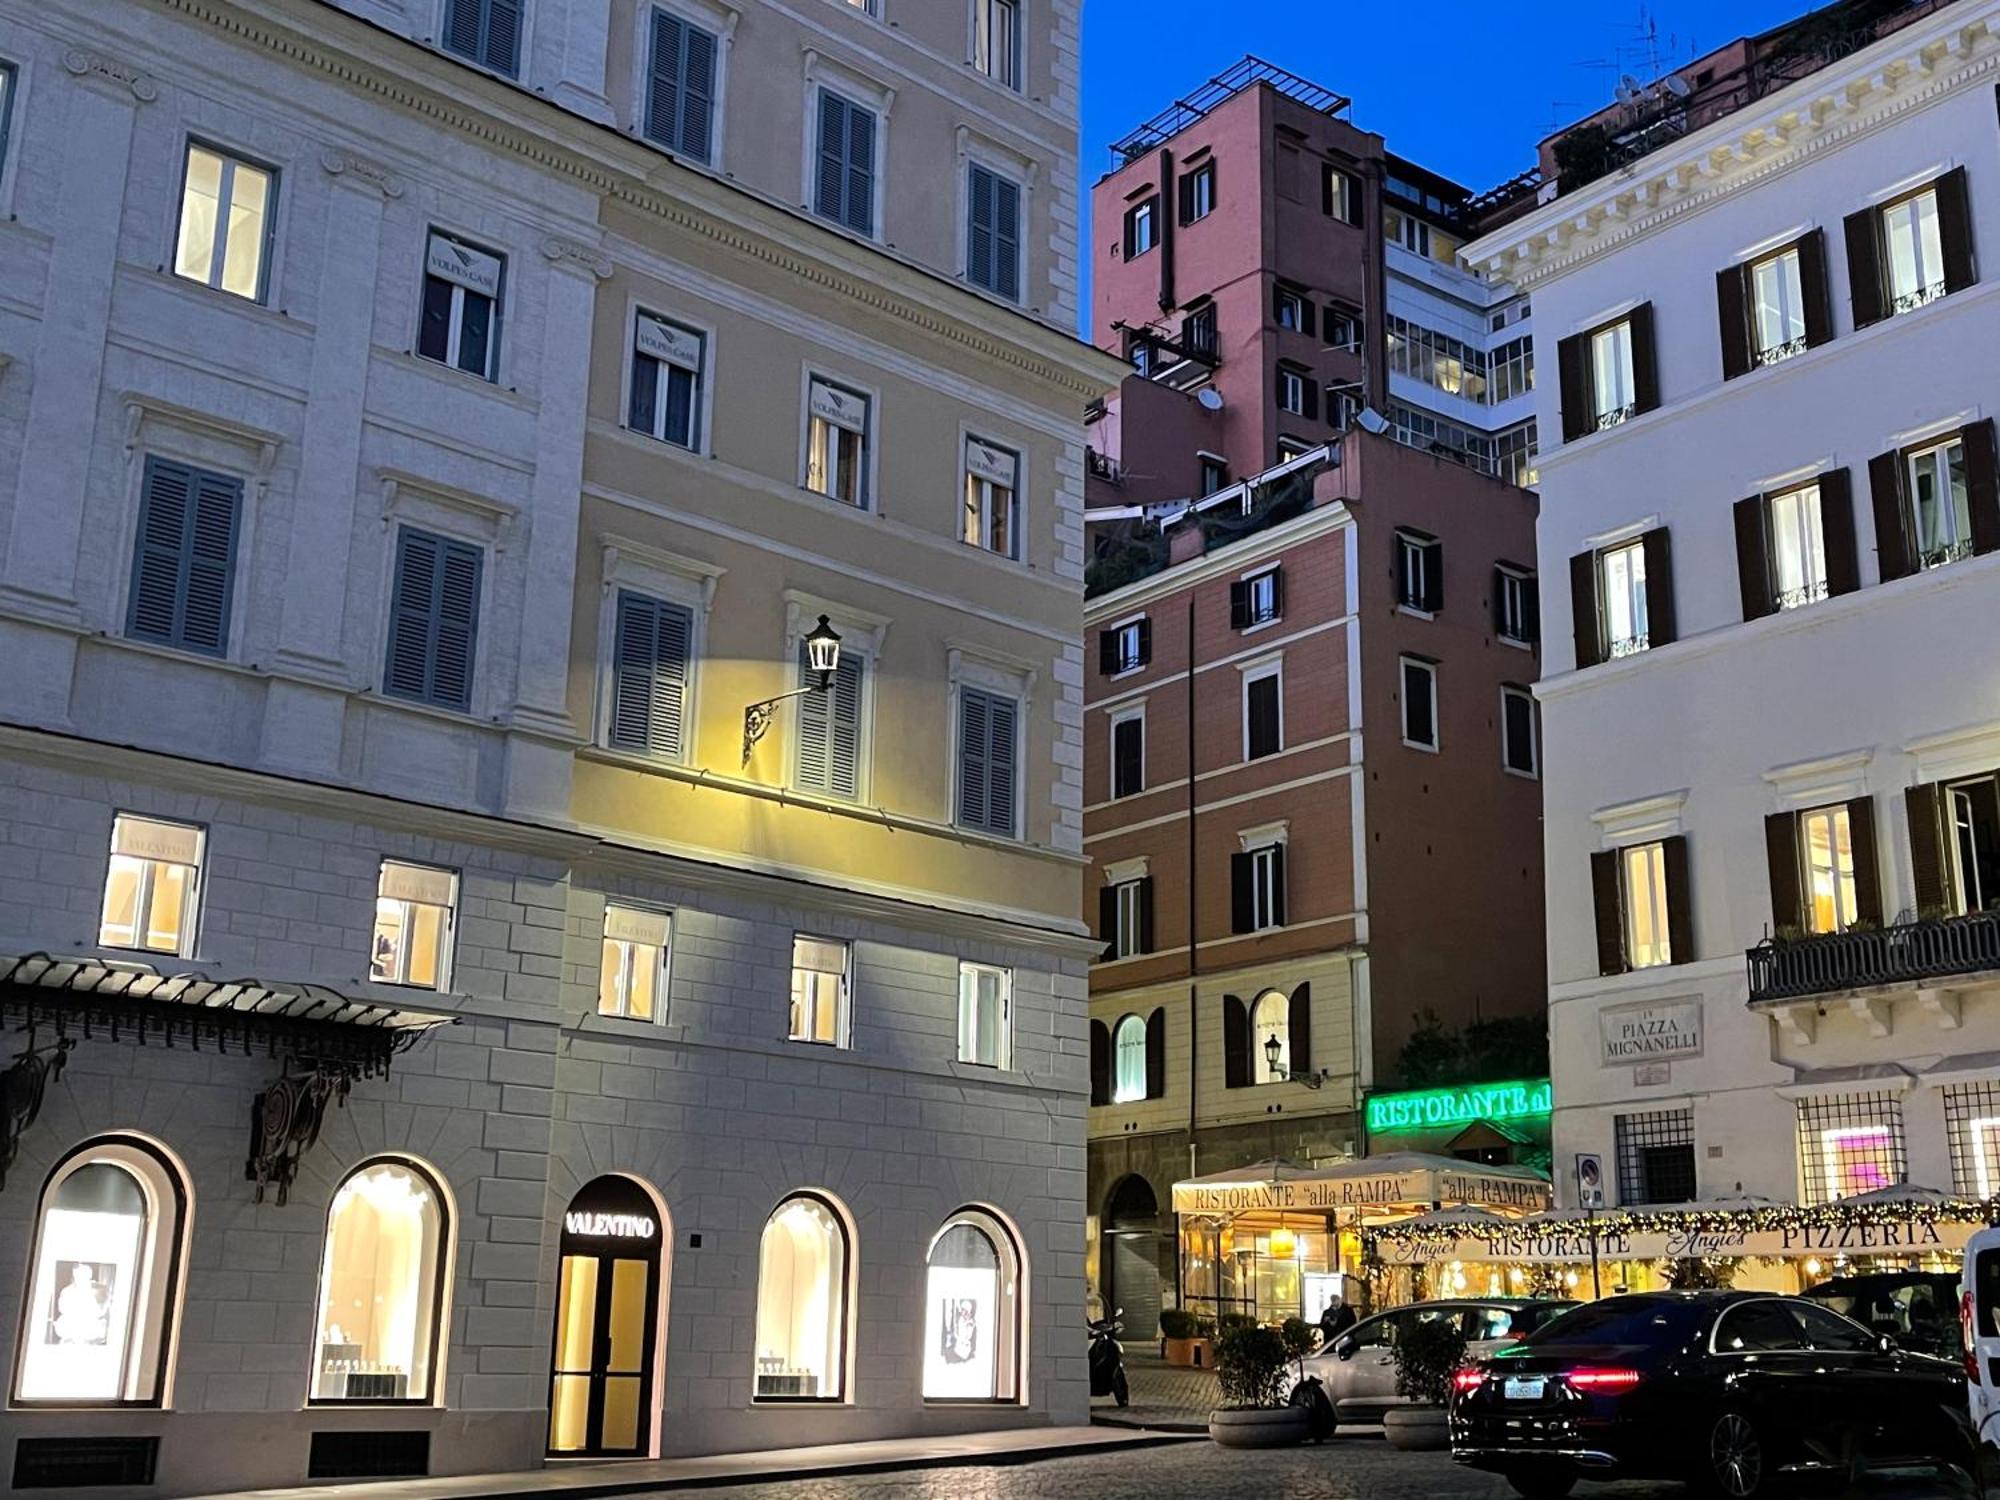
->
1103, 55, 1352, 169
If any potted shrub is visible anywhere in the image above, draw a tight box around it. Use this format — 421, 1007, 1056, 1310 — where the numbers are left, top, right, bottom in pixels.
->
1160, 1308, 1201, 1367
1383, 1316, 1466, 1452
1207, 1323, 1309, 1448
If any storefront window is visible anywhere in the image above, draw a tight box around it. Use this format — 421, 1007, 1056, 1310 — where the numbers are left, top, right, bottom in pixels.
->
923, 1208, 1022, 1402
754, 1193, 850, 1400
13, 1137, 188, 1406
310, 1158, 449, 1403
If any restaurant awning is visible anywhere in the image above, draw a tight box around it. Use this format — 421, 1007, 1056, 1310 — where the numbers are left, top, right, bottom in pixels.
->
1171, 1153, 1551, 1218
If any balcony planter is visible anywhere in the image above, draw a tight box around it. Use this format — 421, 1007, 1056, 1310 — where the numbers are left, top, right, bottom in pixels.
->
1746, 910, 2000, 1004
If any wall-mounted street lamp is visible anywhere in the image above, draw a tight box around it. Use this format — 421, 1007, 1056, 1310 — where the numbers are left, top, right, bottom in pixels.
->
1265, 1032, 1330, 1090
742, 615, 842, 766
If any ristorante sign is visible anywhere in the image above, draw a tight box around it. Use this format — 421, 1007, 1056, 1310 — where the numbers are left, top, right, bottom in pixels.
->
1171, 1167, 1549, 1217
1373, 1216, 1974, 1266
1366, 1079, 1553, 1135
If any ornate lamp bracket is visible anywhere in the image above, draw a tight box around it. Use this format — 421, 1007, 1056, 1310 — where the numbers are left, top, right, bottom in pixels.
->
247, 1060, 354, 1206
0, 1030, 73, 1191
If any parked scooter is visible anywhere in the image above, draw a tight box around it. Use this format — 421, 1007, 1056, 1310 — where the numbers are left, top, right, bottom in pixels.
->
1088, 1310, 1129, 1407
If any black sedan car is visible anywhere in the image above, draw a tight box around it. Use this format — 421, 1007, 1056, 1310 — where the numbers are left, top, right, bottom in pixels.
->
1449, 1291, 1970, 1498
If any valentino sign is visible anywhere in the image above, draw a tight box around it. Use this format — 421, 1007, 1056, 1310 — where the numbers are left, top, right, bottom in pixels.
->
563, 1211, 657, 1240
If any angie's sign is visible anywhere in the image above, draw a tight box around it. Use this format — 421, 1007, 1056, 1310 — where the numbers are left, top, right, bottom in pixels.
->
1373, 1217, 1972, 1266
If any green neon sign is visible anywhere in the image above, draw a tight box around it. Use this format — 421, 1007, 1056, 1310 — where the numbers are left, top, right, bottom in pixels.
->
1365, 1078, 1552, 1135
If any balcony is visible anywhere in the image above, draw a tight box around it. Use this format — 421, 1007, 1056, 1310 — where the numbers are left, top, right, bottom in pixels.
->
1746, 911, 2000, 1005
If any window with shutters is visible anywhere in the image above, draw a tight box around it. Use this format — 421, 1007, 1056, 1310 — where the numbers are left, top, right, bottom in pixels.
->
958, 962, 1010, 1068
1180, 161, 1215, 223
125, 457, 242, 658
1496, 566, 1536, 644
1908, 436, 1972, 569
1181, 302, 1217, 360
1323, 164, 1356, 223
1797, 805, 1858, 935
965, 164, 1022, 301
1110, 708, 1143, 800
440, 0, 523, 76
1241, 567, 1280, 628
173, 142, 276, 303
973, 0, 1021, 90
383, 527, 483, 712
956, 686, 1019, 838
418, 230, 504, 381
1104, 618, 1147, 675
372, 860, 457, 990
1622, 841, 1672, 969
1325, 303, 1360, 352
1245, 845, 1284, 932
794, 643, 865, 800
1396, 531, 1442, 614
1501, 685, 1537, 778
1250, 989, 1287, 1081
1243, 662, 1281, 761
1112, 1014, 1146, 1102
599, 904, 671, 1021
1767, 483, 1829, 609
813, 88, 878, 237
1199, 455, 1229, 496
805, 375, 871, 507
962, 435, 1020, 556
100, 815, 204, 957
1588, 319, 1636, 429
789, 935, 849, 1046
1275, 287, 1306, 332
628, 311, 705, 449
1598, 539, 1649, 658
1883, 187, 1947, 314
1750, 246, 1808, 365
1400, 657, 1437, 751
1276, 435, 1315, 461
1946, 774, 2000, 915
1123, 196, 1158, 258
643, 9, 718, 164
607, 590, 693, 761
1108, 878, 1146, 960
1276, 365, 1307, 416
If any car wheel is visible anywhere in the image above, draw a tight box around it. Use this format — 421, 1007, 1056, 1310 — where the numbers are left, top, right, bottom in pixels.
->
1702, 1410, 1766, 1498
1112, 1367, 1129, 1408
1504, 1467, 1576, 1500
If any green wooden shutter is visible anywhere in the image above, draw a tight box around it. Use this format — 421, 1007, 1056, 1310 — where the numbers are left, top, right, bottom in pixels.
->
645, 11, 685, 148
127, 457, 240, 657
610, 591, 692, 758
798, 650, 863, 798
385, 527, 481, 711
680, 23, 716, 164
957, 687, 1019, 836
446, 0, 520, 75
815, 90, 849, 224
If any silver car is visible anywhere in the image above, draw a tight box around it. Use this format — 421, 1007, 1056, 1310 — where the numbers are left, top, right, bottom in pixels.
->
1291, 1297, 1577, 1429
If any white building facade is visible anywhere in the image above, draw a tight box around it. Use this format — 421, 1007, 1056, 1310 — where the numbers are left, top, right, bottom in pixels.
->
1468, 1, 2000, 1222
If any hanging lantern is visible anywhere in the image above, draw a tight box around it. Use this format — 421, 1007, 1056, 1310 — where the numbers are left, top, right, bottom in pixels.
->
1268, 1226, 1297, 1260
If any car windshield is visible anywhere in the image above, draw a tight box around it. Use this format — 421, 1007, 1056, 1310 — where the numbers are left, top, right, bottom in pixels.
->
1521, 1297, 1705, 1347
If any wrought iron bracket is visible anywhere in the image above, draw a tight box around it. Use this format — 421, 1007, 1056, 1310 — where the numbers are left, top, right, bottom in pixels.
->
247, 1061, 354, 1206
0, 1030, 74, 1191
741, 682, 826, 766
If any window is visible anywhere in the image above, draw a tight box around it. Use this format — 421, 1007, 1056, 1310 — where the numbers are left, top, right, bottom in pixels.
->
1850, 172, 1973, 328
599, 904, 671, 1021
100, 815, 203, 956
1112, 1014, 1146, 1102
1767, 483, 1828, 608
1400, 657, 1437, 750
126, 457, 242, 658
14, 1137, 188, 1406
1614, 1109, 1696, 1205
1234, 843, 1286, 933
384, 527, 482, 712
814, 90, 878, 237
965, 165, 1022, 301
1182, 303, 1217, 358
1104, 878, 1149, 960
1589, 320, 1635, 429
1796, 1093, 1906, 1205
1323, 164, 1357, 223
607, 591, 693, 760
1947, 774, 2000, 915
805, 377, 871, 507
1277, 365, 1307, 415
310, 1158, 450, 1402
754, 1194, 849, 1399
1276, 435, 1315, 462
1275, 287, 1306, 332
441, 0, 523, 75
628, 312, 705, 449
923, 1209, 1021, 1401
1325, 303, 1360, 352
1945, 1081, 2000, 1196
956, 687, 1019, 838
1238, 568, 1281, 628
1385, 316, 1486, 402
1243, 664, 1281, 760
962, 436, 1019, 556
1501, 685, 1536, 777
1495, 566, 1537, 644
1123, 196, 1158, 258
1179, 161, 1215, 224
1489, 336, 1534, 403
1750, 246, 1807, 365
0, 63, 14, 171
1598, 539, 1649, 658
643, 9, 717, 163
1908, 436, 1972, 569
1251, 989, 1287, 1080
1799, 804, 1858, 934
1714, 1301, 1807, 1354
1199, 455, 1229, 496
1883, 187, 1946, 313
973, 0, 1021, 90
1100, 617, 1148, 675
418, 231, 504, 381
1110, 710, 1143, 799
789, 935, 849, 1046
1494, 421, 1539, 487
1396, 531, 1442, 613
1621, 841, 1672, 969
372, 860, 457, 990
1391, 209, 1431, 255
958, 963, 1010, 1068
173, 143, 274, 302
794, 646, 864, 798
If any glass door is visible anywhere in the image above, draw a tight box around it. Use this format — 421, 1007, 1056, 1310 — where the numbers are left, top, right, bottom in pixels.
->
548, 1178, 662, 1458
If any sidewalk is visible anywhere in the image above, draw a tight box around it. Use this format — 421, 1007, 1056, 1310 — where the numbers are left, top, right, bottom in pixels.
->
191, 1426, 1197, 1500
1090, 1349, 1218, 1434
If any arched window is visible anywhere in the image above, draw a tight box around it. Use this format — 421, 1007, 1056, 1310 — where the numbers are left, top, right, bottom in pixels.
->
13, 1135, 189, 1406
754, 1192, 850, 1401
1251, 990, 1288, 1083
1111, 1014, 1146, 1102
310, 1157, 451, 1404
923, 1207, 1023, 1402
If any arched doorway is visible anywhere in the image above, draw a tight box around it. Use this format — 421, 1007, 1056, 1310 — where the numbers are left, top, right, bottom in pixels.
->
1103, 1175, 1162, 1341
547, 1176, 665, 1458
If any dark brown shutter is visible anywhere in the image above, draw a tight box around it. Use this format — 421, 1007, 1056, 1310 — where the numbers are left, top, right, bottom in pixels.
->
1301, 377, 1319, 422
1627, 302, 1660, 415
1847, 797, 1883, 927
1869, 449, 1913, 582
1590, 850, 1627, 976
1098, 630, 1117, 675
1799, 229, 1834, 348
1144, 1007, 1167, 1098
1819, 468, 1861, 597
1764, 812, 1803, 934
1090, 1019, 1111, 1105
1490, 567, 1506, 637
1569, 550, 1601, 670
1907, 783, 1954, 917
1134, 617, 1153, 666
1099, 885, 1118, 960
1228, 580, 1251, 629
1299, 299, 1317, 340
1422, 542, 1444, 612
1937, 166, 1977, 294
1844, 206, 1886, 329
1733, 496, 1773, 621
1288, 982, 1311, 1073
1662, 835, 1694, 966
1268, 568, 1286, 621
1556, 333, 1589, 443
1716, 264, 1751, 380
1269, 845, 1288, 926
1642, 527, 1677, 646
1177, 170, 1196, 225
1137, 877, 1156, 955
1222, 994, 1249, 1088
1522, 575, 1541, 646
1230, 852, 1253, 934
1962, 418, 2000, 556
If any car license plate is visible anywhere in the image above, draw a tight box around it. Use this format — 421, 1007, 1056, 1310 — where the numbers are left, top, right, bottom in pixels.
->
1502, 1377, 1545, 1401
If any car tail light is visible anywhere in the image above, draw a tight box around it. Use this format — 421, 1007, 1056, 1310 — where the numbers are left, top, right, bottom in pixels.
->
1451, 1367, 1486, 1394
1963, 1290, 1979, 1384
1565, 1367, 1643, 1393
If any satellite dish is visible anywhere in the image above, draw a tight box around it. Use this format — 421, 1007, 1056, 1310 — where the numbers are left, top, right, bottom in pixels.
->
1616, 73, 1644, 103
1197, 387, 1225, 411
1355, 407, 1390, 436
1664, 74, 1693, 98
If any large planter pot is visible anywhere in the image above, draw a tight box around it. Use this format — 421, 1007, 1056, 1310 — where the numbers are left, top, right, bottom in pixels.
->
1382, 1405, 1449, 1452
1208, 1405, 1309, 1449
1165, 1336, 1214, 1368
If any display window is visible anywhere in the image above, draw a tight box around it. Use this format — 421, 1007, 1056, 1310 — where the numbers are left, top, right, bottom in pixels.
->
309, 1158, 451, 1403
922, 1207, 1023, 1403
753, 1193, 851, 1401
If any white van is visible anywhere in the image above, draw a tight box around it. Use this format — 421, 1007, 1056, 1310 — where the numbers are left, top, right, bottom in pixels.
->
1961, 1227, 2000, 1448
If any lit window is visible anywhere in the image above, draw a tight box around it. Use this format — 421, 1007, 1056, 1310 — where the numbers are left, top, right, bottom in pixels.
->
371, 861, 457, 990
1400, 657, 1437, 751
1882, 188, 1945, 314
806, 377, 870, 507
1108, 879, 1146, 960
628, 312, 705, 449
1621, 841, 1672, 969
1822, 1125, 1900, 1201
1769, 484, 1828, 609
1111, 1014, 1146, 1102
755, 1194, 850, 1399
1589, 320, 1635, 428
1750, 247, 1807, 365
1908, 437, 1972, 569
974, 0, 1021, 89
418, 231, 505, 381
1799, 806, 1856, 935
1501, 685, 1537, 778
173, 143, 274, 302
14, 1137, 188, 1405
599, 905, 670, 1021
1251, 989, 1287, 1081
1244, 844, 1285, 931
963, 437, 1019, 558
923, 1209, 1022, 1401
1124, 198, 1158, 257
789, 935, 849, 1046
958, 962, 1010, 1068
99, 815, 203, 956
1599, 540, 1649, 658
310, 1159, 449, 1402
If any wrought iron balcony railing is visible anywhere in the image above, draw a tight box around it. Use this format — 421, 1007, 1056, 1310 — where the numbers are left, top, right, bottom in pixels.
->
1746, 910, 2000, 1004
1755, 334, 1808, 368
